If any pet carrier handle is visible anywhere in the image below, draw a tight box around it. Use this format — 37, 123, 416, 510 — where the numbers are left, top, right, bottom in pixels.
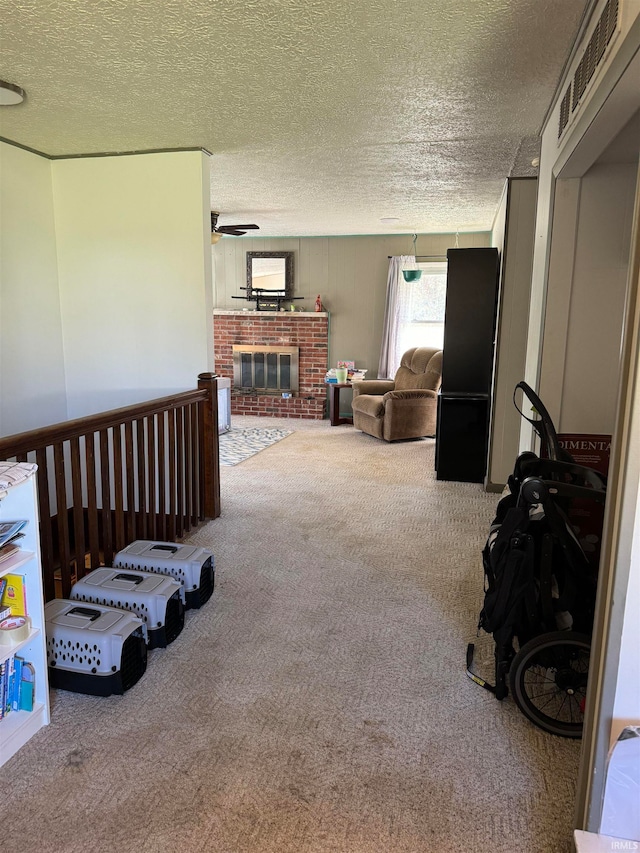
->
114, 573, 144, 585
513, 381, 562, 461
150, 544, 178, 554
68, 606, 102, 621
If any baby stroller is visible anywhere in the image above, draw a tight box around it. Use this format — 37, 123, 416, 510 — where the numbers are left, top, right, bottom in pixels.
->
466, 381, 607, 737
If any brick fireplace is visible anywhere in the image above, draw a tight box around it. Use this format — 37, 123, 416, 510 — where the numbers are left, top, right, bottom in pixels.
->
213, 310, 329, 419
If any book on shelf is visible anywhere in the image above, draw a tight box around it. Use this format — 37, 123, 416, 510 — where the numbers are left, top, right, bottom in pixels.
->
10, 656, 23, 712
0, 543, 21, 565
0, 580, 8, 619
0, 662, 5, 720
0, 655, 34, 719
19, 662, 34, 712
0, 656, 13, 720
1, 574, 27, 617
0, 520, 28, 549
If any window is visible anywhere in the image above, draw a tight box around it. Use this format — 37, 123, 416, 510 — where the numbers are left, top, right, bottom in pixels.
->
396, 261, 447, 360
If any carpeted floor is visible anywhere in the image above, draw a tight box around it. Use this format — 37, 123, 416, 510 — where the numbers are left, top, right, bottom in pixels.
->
0, 416, 581, 852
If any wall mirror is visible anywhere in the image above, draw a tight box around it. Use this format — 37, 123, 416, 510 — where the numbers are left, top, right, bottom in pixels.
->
246, 251, 294, 299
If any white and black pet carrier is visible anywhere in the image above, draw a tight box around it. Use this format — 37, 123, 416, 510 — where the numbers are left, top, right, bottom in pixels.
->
45, 599, 148, 696
70, 567, 185, 649
113, 541, 215, 610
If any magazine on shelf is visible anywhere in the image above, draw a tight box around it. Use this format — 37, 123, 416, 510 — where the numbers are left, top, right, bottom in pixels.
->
0, 520, 28, 549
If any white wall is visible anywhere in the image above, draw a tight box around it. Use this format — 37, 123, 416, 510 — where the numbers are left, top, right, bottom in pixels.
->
490, 181, 508, 254
0, 145, 212, 434
53, 151, 212, 417
561, 163, 636, 432
0, 142, 68, 435
488, 178, 537, 487
213, 232, 491, 380
538, 160, 636, 434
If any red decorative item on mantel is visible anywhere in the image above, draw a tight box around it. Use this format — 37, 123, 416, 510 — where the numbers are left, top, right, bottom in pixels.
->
315, 295, 323, 312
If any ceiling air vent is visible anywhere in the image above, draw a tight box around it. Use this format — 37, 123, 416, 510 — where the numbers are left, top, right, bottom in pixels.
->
560, 0, 619, 138
559, 85, 572, 137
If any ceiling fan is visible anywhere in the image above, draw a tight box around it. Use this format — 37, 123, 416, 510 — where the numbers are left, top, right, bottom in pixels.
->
210, 212, 259, 240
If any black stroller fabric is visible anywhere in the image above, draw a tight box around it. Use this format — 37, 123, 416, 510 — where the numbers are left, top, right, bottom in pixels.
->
469, 382, 606, 701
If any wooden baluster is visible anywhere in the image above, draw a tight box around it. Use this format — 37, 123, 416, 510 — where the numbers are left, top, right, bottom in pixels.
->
35, 448, 56, 601
70, 436, 86, 581
167, 408, 177, 542
53, 441, 72, 597
185, 411, 191, 529
125, 420, 136, 545
99, 429, 113, 565
112, 423, 126, 553
198, 400, 205, 522
198, 373, 221, 520
85, 433, 100, 569
136, 418, 147, 539
189, 402, 199, 525
146, 415, 157, 539
176, 405, 185, 539
157, 411, 167, 541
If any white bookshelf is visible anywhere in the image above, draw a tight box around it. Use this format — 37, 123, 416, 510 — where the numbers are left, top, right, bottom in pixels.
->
0, 467, 50, 765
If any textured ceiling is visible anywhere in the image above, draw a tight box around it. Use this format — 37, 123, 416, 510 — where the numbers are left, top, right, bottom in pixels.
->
0, 0, 589, 235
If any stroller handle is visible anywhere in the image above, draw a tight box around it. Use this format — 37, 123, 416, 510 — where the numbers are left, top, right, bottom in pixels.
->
514, 381, 562, 462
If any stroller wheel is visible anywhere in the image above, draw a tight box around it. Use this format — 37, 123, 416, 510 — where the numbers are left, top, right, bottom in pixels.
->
509, 631, 591, 738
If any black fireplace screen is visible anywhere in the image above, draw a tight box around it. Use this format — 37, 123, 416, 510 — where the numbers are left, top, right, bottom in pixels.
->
233, 346, 299, 395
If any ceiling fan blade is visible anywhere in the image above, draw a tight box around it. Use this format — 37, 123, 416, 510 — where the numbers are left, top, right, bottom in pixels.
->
219, 229, 247, 236
228, 224, 260, 230
217, 224, 259, 232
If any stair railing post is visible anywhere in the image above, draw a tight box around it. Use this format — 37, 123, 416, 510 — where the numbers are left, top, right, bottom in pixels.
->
197, 372, 221, 520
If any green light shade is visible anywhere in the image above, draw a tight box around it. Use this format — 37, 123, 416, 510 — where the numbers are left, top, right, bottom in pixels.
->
403, 269, 422, 282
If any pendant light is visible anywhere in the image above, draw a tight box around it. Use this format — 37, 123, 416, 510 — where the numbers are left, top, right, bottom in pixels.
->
403, 234, 422, 282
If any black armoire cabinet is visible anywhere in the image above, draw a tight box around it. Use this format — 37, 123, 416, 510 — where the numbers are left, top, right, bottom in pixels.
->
435, 248, 500, 483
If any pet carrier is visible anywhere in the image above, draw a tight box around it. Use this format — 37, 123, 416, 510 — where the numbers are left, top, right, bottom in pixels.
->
70, 567, 185, 649
113, 541, 215, 609
45, 600, 148, 696
466, 381, 607, 737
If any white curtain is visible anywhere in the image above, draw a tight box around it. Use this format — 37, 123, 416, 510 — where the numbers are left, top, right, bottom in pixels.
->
377, 256, 416, 379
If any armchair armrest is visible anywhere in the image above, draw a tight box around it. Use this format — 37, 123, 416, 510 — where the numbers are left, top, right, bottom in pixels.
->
383, 389, 438, 402
351, 379, 395, 400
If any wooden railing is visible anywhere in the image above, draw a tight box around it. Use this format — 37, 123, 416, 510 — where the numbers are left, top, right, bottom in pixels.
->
0, 373, 221, 601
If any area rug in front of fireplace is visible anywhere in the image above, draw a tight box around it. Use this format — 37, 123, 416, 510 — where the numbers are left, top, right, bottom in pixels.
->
219, 428, 292, 466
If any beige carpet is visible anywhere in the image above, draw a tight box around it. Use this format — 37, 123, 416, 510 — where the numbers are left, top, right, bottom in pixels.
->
0, 417, 582, 852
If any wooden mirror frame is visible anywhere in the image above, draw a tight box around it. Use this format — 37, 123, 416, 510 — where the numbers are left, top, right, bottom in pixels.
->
245, 251, 294, 300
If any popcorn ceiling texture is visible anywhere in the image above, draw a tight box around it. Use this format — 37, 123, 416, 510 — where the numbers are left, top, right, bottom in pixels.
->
0, 0, 588, 234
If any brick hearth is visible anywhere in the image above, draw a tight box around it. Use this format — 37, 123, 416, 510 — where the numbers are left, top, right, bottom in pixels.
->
213, 310, 329, 419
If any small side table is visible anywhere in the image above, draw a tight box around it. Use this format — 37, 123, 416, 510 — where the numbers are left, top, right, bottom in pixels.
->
328, 383, 353, 426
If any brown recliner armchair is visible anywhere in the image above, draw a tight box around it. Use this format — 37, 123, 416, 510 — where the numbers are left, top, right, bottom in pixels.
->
351, 347, 443, 441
